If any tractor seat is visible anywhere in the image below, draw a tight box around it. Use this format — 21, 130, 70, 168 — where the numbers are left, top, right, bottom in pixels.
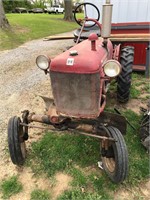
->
73, 25, 101, 42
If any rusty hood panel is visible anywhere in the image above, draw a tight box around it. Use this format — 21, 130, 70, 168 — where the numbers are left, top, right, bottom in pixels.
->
50, 38, 113, 74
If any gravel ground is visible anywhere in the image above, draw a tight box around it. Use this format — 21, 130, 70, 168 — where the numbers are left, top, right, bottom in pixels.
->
0, 34, 74, 166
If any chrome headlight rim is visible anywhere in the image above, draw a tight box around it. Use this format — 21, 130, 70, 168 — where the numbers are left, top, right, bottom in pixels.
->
36, 55, 50, 71
103, 60, 121, 78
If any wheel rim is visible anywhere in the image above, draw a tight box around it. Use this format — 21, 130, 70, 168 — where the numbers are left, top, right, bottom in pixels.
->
101, 139, 116, 173
103, 157, 116, 173
20, 142, 26, 159
100, 126, 128, 183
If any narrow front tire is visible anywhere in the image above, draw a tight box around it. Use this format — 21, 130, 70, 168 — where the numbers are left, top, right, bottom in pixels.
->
8, 116, 26, 166
101, 126, 128, 183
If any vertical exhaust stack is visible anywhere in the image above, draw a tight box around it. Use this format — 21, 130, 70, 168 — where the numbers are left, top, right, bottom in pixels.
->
101, 0, 113, 46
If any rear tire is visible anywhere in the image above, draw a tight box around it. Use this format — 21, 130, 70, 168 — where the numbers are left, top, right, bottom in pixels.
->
8, 116, 26, 165
117, 46, 134, 103
101, 126, 128, 183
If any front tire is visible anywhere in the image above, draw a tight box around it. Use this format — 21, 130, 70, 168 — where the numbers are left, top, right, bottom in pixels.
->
101, 126, 128, 183
8, 116, 26, 165
117, 46, 134, 103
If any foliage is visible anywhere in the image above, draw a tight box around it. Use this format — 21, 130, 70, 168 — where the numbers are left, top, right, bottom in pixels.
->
30, 189, 50, 200
3, 0, 32, 13
0, 176, 23, 199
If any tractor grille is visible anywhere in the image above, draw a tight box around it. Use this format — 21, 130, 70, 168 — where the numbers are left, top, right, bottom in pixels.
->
50, 72, 100, 118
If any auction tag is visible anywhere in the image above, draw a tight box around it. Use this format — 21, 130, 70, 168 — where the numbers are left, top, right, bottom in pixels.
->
66, 58, 74, 66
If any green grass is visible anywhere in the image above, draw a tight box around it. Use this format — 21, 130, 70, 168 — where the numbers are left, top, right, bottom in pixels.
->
131, 73, 150, 99
107, 72, 150, 100
124, 110, 149, 184
30, 133, 100, 177
0, 176, 23, 199
0, 13, 78, 50
30, 189, 50, 200
28, 110, 149, 199
130, 84, 141, 99
58, 189, 108, 200
27, 72, 149, 199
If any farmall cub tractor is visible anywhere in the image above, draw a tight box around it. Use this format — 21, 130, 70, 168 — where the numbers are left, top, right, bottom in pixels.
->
8, 1, 134, 183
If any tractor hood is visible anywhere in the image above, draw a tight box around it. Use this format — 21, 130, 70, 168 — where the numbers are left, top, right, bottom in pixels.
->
50, 37, 113, 74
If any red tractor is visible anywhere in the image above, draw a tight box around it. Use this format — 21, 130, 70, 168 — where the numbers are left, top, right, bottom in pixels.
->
8, 1, 134, 183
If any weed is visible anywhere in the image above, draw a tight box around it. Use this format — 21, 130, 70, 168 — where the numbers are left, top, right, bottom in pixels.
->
58, 188, 111, 200
0, 176, 22, 199
123, 110, 149, 185
132, 73, 144, 80
30, 133, 100, 177
30, 189, 50, 200
130, 84, 141, 99
69, 167, 88, 187
143, 83, 149, 93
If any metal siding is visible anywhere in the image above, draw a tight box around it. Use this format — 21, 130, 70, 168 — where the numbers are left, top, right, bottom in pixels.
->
85, 0, 150, 23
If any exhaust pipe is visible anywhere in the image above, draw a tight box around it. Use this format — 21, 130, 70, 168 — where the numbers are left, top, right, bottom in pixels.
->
101, 0, 113, 39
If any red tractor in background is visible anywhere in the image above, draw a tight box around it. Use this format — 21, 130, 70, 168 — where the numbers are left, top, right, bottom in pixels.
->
8, 1, 134, 183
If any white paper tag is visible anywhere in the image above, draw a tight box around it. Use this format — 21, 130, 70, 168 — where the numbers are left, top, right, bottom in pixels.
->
66, 58, 74, 66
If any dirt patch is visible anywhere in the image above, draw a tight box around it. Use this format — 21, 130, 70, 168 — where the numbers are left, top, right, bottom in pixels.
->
9, 167, 54, 200
125, 99, 147, 114
114, 180, 150, 200
52, 173, 72, 199
10, 168, 36, 200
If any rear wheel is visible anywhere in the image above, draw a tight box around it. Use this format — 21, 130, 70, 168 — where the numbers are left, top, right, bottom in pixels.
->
101, 126, 128, 183
117, 46, 134, 103
8, 116, 26, 165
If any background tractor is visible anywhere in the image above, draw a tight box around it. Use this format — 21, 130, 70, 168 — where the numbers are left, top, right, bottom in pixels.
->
8, 0, 134, 184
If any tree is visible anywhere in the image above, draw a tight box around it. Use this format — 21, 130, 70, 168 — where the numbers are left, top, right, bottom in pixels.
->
3, 0, 32, 13
0, 0, 10, 29
64, 0, 74, 21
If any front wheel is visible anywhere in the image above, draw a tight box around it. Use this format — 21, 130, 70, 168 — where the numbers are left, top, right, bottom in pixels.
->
8, 116, 26, 165
101, 126, 128, 183
117, 46, 134, 103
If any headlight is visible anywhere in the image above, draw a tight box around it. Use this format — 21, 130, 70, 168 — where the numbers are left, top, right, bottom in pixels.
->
36, 55, 50, 70
103, 60, 121, 77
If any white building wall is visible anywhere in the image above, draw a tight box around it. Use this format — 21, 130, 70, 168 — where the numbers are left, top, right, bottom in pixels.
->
84, 0, 150, 23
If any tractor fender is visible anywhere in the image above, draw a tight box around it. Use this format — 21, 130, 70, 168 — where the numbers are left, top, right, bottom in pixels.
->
113, 44, 121, 61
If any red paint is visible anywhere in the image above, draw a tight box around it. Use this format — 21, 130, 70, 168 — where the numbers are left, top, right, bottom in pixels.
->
88, 33, 98, 51
50, 31, 114, 118
111, 22, 149, 65
113, 44, 121, 60
112, 29, 149, 34
111, 22, 149, 34
50, 38, 113, 74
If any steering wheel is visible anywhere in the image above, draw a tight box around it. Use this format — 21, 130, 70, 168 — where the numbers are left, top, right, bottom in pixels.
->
74, 3, 100, 28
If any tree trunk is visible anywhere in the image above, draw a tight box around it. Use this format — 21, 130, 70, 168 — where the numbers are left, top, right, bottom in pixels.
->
64, 0, 74, 21
0, 0, 10, 29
